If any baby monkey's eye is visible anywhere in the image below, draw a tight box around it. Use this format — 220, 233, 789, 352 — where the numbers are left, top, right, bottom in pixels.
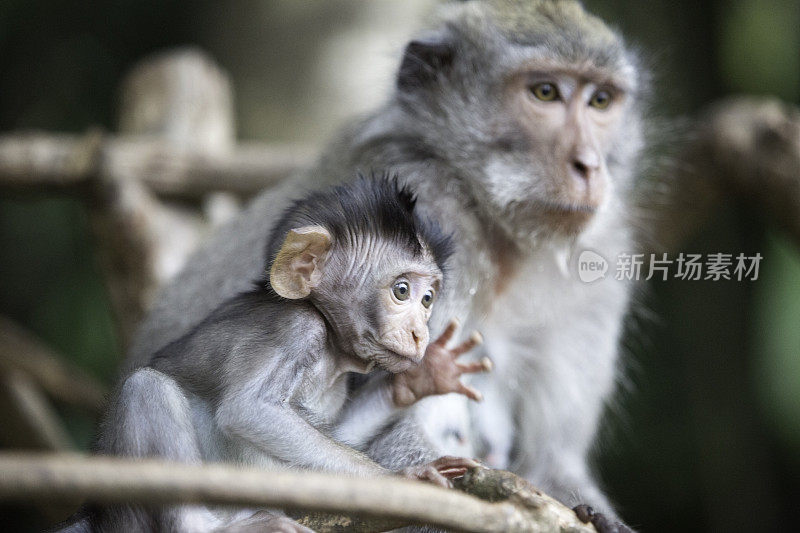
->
529, 82, 559, 102
421, 289, 435, 309
392, 280, 411, 301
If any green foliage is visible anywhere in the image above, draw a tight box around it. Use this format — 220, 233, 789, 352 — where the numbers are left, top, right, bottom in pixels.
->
0, 198, 118, 382
755, 233, 800, 461
719, 0, 800, 102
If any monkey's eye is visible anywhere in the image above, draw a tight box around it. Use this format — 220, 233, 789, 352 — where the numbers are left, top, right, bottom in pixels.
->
421, 289, 435, 309
589, 90, 613, 110
529, 82, 559, 102
392, 281, 411, 301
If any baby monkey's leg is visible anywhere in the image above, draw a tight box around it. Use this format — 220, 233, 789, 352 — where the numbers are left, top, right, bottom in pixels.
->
99, 369, 310, 533
95, 368, 224, 531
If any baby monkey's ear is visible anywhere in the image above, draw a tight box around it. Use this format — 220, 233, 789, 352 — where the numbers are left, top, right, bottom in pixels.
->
270, 225, 332, 299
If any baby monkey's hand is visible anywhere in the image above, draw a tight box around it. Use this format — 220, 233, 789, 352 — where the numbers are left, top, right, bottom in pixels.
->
392, 319, 491, 408
399, 456, 481, 488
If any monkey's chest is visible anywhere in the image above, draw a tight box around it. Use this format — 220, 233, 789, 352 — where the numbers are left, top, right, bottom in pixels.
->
294, 375, 349, 427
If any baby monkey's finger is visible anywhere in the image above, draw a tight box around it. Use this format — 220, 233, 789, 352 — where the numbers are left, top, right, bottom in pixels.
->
450, 331, 483, 357
430, 456, 481, 469
457, 382, 483, 402
423, 466, 452, 488
437, 467, 469, 478
433, 318, 460, 347
456, 360, 491, 375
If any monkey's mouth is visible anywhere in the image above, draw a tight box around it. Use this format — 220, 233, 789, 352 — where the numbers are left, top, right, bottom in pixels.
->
379, 345, 419, 363
523, 199, 598, 234
372, 332, 422, 363
374, 345, 419, 373
359, 334, 419, 373
533, 199, 598, 215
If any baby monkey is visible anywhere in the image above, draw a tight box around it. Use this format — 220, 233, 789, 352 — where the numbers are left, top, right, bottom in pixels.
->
88, 176, 488, 532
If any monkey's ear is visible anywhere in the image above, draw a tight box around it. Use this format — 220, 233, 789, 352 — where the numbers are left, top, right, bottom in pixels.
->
270, 225, 332, 299
397, 36, 455, 90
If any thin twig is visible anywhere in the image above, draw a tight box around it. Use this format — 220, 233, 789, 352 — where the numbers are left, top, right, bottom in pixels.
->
0, 373, 72, 450
0, 316, 106, 413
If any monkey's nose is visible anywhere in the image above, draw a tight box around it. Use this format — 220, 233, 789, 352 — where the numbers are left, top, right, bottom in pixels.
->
572, 159, 590, 180
411, 329, 427, 361
570, 147, 601, 181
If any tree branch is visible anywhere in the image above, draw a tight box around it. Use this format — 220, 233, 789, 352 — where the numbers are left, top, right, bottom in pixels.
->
0, 453, 595, 533
0, 132, 313, 201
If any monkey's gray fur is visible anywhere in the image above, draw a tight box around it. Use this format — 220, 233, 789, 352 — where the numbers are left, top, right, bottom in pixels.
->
124, 0, 647, 529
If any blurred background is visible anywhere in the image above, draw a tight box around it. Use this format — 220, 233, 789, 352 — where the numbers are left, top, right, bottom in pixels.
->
1, 0, 798, 531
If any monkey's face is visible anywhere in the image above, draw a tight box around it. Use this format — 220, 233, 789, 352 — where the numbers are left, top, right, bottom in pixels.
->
367, 269, 440, 373
477, 67, 632, 238
395, 1, 642, 242
456, 54, 639, 243
323, 247, 442, 374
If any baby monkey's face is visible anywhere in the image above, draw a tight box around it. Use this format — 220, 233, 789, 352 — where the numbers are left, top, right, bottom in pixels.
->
269, 222, 446, 373
369, 268, 441, 373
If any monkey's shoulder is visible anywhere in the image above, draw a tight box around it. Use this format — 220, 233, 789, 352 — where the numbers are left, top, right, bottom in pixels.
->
149, 291, 328, 391
209, 290, 324, 334
211, 292, 329, 357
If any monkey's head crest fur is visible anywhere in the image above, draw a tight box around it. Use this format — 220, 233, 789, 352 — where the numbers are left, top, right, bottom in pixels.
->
265, 174, 453, 282
435, 0, 637, 79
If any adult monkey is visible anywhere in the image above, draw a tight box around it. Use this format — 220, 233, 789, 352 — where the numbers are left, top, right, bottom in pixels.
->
129, 0, 645, 529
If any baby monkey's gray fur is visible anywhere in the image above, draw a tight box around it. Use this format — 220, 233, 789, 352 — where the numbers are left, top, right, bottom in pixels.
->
65, 178, 485, 532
